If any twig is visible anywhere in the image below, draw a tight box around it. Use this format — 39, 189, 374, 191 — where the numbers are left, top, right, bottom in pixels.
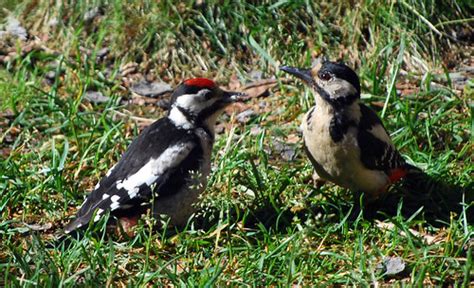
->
110, 110, 156, 124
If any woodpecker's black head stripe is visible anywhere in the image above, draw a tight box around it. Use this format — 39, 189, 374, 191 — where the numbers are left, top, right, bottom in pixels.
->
320, 62, 361, 95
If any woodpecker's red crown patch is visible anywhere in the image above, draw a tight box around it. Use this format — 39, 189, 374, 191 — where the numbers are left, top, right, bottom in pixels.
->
184, 78, 216, 89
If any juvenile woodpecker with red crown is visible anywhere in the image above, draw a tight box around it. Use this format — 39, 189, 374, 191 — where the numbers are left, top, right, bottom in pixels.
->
64, 78, 244, 234
280, 59, 419, 202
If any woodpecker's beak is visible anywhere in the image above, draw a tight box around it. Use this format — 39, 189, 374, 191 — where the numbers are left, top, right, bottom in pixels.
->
279, 66, 313, 85
222, 91, 247, 103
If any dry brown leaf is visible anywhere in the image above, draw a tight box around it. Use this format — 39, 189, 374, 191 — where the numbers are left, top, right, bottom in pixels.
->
227, 74, 241, 91
286, 133, 300, 144
224, 102, 252, 115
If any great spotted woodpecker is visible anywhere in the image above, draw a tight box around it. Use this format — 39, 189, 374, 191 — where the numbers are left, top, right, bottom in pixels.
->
64, 78, 244, 234
280, 60, 419, 202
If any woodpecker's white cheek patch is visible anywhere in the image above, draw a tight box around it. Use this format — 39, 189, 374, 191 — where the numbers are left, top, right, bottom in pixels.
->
114, 143, 194, 201
175, 90, 218, 114
326, 79, 358, 99
169, 107, 194, 129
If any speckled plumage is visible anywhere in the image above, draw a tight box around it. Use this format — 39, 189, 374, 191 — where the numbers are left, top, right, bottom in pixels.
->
281, 61, 416, 200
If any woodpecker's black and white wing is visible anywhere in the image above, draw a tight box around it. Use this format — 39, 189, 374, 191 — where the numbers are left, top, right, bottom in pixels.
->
356, 104, 408, 179
64, 118, 198, 233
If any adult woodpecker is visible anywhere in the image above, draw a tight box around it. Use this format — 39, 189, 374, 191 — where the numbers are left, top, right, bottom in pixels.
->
64, 78, 244, 234
280, 59, 419, 202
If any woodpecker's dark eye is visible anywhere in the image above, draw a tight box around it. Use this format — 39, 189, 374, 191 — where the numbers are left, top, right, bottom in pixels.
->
197, 89, 212, 101
203, 91, 213, 100
319, 71, 332, 81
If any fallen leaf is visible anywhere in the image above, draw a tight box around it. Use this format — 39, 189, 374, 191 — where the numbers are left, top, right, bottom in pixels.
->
227, 74, 241, 91
23, 222, 53, 231
84, 91, 110, 104
286, 133, 300, 144
224, 102, 252, 115
130, 80, 172, 98
236, 109, 257, 124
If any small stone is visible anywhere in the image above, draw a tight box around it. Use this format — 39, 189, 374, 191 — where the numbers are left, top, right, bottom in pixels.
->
249, 70, 263, 81
250, 126, 262, 135
236, 109, 257, 124
45, 71, 57, 80
84, 7, 101, 22
459, 66, 474, 74
48, 18, 59, 27
273, 140, 296, 161
377, 256, 406, 276
84, 91, 110, 104
0, 16, 27, 40
435, 72, 467, 84
96, 47, 109, 59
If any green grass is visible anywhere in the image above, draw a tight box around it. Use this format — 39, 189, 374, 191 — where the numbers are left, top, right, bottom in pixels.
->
1, 0, 473, 286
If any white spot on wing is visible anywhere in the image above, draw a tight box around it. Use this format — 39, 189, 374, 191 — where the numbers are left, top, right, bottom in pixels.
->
93, 214, 101, 222
102, 193, 110, 200
94, 183, 100, 190
128, 187, 139, 198
110, 201, 120, 210
114, 142, 194, 201
110, 194, 121, 211
106, 164, 117, 177
92, 209, 104, 222
111, 195, 120, 202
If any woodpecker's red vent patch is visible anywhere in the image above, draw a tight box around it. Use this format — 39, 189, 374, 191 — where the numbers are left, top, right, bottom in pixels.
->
184, 78, 216, 88
388, 168, 407, 183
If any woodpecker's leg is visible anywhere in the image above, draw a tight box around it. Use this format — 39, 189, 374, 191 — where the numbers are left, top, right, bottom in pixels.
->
312, 171, 327, 188
116, 215, 140, 237
348, 191, 364, 221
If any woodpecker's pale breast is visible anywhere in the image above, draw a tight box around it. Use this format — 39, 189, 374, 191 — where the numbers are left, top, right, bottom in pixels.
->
302, 101, 390, 196
152, 127, 213, 226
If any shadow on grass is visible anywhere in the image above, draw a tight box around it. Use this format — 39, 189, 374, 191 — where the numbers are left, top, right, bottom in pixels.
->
370, 171, 474, 227
195, 171, 473, 233
48, 171, 472, 249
